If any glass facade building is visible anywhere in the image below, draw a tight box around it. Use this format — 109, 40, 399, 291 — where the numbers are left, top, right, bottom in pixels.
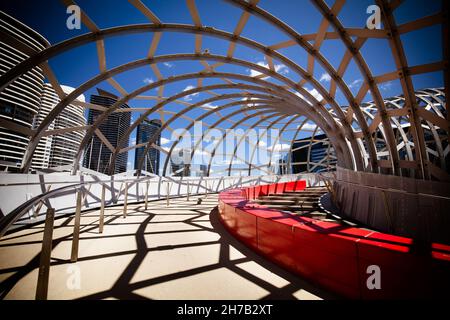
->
134, 119, 161, 174
0, 11, 47, 170
31, 83, 86, 169
83, 88, 131, 174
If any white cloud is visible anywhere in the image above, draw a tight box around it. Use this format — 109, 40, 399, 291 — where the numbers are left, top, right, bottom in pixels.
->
297, 122, 318, 131
319, 73, 331, 82
258, 140, 267, 147
241, 97, 259, 102
183, 85, 199, 101
202, 103, 218, 109
143, 77, 154, 84
296, 88, 323, 103
248, 61, 289, 78
294, 87, 323, 105
306, 88, 323, 101
267, 143, 290, 153
193, 149, 209, 156
349, 79, 363, 88
160, 137, 171, 145
379, 81, 393, 91
163, 62, 174, 68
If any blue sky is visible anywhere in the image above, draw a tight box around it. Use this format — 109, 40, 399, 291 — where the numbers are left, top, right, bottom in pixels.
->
0, 0, 444, 174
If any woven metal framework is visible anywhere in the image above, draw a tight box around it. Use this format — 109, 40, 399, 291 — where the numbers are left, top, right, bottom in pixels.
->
0, 0, 448, 179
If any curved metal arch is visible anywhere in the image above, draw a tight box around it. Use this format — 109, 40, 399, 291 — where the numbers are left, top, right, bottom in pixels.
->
245, 114, 296, 176
189, 109, 282, 177
2, 23, 367, 171
21, 54, 356, 173
249, 114, 301, 176
132, 83, 352, 175
286, 118, 313, 174
268, 116, 308, 174
205, 110, 281, 176
361, 106, 415, 168
17, 62, 324, 171
207, 113, 289, 177
311, 0, 401, 175
226, 112, 287, 176
112, 53, 347, 136
166, 107, 282, 177
56, 54, 356, 165
106, 89, 290, 171
162, 102, 277, 176
59, 57, 354, 174
0, 1, 444, 179
416, 94, 446, 170
162, 97, 288, 177
356, 89, 449, 178
224, 0, 382, 172
376, 0, 432, 179
118, 74, 354, 176
109, 89, 292, 175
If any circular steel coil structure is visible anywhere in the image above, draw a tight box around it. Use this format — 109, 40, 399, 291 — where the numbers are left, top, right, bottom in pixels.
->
0, 0, 448, 180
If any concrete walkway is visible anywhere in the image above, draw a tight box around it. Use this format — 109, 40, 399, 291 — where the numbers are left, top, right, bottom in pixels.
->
0, 194, 336, 300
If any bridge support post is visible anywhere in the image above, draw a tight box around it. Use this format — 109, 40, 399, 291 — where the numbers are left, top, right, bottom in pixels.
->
145, 181, 149, 210
35, 208, 55, 300
166, 181, 170, 207
99, 184, 105, 233
70, 190, 82, 262
186, 180, 190, 201
123, 182, 128, 218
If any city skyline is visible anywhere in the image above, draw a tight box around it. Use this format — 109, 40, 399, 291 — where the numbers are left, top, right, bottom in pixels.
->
1, 0, 446, 176
0, 0, 448, 303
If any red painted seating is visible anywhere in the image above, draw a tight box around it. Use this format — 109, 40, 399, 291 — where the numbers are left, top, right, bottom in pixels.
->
218, 180, 450, 299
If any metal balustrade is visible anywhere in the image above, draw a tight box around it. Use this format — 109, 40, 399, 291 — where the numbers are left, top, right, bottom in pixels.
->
0, 172, 326, 299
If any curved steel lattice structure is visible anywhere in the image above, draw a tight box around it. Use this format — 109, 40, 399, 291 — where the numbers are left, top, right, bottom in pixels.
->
0, 0, 448, 180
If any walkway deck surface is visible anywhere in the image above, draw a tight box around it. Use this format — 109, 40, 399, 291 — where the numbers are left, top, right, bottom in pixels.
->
0, 194, 336, 300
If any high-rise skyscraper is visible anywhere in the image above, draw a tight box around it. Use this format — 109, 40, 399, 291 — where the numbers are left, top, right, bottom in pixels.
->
0, 11, 48, 171
31, 83, 55, 169
83, 88, 131, 174
31, 83, 86, 169
48, 86, 86, 168
291, 133, 336, 173
134, 119, 161, 174
170, 148, 191, 177
278, 154, 288, 175
199, 164, 207, 177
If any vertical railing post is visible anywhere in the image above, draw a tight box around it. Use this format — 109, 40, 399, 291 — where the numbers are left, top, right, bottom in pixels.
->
99, 184, 105, 233
186, 180, 190, 201
136, 181, 139, 202
166, 181, 170, 206
204, 180, 208, 198
145, 180, 149, 210
71, 190, 82, 262
35, 208, 55, 300
123, 182, 128, 218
